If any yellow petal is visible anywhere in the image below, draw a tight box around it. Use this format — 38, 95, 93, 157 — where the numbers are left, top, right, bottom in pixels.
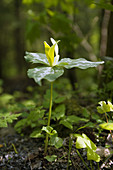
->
44, 40, 58, 66
48, 43, 56, 66
44, 41, 51, 65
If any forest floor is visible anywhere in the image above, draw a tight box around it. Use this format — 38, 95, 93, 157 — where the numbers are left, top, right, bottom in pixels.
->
0, 131, 83, 170
0, 79, 113, 169
0, 126, 113, 170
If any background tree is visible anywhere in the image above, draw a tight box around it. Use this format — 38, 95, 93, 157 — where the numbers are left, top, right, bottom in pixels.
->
13, 0, 25, 74
1, 0, 113, 96
97, 0, 113, 99
0, 0, 11, 78
23, 0, 101, 91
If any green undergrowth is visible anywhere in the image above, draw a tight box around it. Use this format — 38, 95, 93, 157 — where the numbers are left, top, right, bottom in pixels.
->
0, 78, 106, 138
1, 78, 113, 168
1, 77, 113, 140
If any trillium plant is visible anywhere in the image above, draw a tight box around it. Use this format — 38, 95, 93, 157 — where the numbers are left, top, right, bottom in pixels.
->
24, 38, 104, 154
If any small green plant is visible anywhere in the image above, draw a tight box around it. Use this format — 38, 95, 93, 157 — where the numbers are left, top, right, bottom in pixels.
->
44, 155, 57, 162
24, 38, 104, 154
14, 106, 46, 136
0, 89, 21, 128
74, 133, 100, 162
97, 100, 113, 131
67, 134, 73, 170
74, 133, 100, 170
0, 112, 21, 128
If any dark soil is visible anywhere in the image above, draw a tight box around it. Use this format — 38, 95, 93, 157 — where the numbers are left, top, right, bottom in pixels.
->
0, 132, 98, 170
0, 129, 113, 170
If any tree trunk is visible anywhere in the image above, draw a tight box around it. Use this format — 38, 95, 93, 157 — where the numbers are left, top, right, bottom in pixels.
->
106, 0, 113, 57
99, 0, 113, 99
100, 10, 110, 57
14, 0, 25, 74
0, 0, 7, 78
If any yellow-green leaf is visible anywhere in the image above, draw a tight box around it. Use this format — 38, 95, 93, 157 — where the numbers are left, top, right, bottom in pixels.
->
99, 122, 113, 130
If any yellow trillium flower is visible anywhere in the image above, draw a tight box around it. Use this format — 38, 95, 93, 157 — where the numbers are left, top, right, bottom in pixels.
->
44, 38, 60, 67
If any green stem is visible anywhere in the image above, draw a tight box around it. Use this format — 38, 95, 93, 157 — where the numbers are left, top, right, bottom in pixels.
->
105, 112, 108, 123
12, 143, 18, 154
90, 160, 94, 170
76, 149, 90, 170
97, 162, 100, 170
105, 112, 112, 134
90, 160, 92, 169
44, 82, 53, 155
67, 134, 73, 170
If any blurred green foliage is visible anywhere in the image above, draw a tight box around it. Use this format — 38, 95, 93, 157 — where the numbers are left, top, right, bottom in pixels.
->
0, 0, 101, 82
0, 0, 113, 135
1, 0, 113, 97
0, 77, 105, 137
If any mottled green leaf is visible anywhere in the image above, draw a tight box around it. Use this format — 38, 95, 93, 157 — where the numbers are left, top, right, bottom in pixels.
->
27, 66, 64, 85
24, 52, 49, 65
58, 58, 104, 69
